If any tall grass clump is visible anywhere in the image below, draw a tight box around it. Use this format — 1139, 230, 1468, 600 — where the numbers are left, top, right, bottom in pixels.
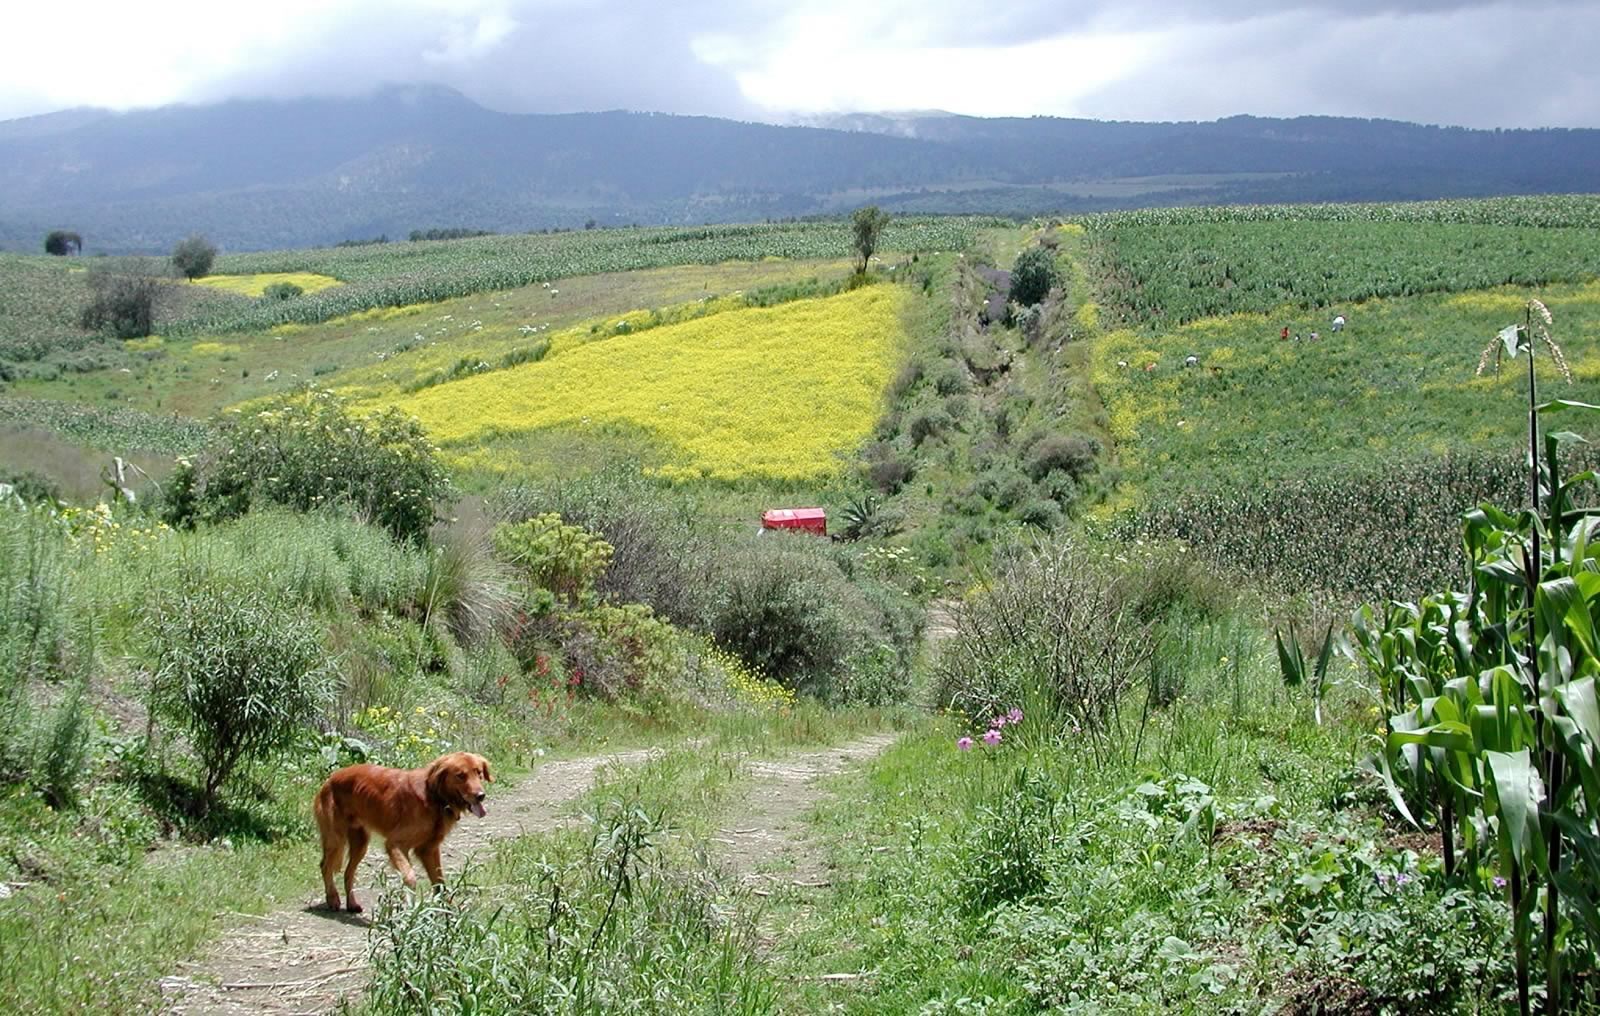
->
362, 794, 777, 1015
0, 506, 94, 807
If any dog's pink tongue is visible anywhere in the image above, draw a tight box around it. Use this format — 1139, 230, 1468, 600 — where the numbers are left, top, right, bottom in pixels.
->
470, 800, 487, 818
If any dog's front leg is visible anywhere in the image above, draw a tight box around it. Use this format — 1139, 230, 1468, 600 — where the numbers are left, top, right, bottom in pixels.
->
386, 844, 418, 888
418, 844, 445, 887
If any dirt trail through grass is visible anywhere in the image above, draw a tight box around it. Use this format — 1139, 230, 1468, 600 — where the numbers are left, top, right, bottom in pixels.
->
157, 747, 664, 1015
712, 733, 899, 950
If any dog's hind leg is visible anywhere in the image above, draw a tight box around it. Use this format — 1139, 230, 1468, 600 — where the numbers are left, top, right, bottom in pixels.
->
319, 827, 347, 911
343, 826, 371, 913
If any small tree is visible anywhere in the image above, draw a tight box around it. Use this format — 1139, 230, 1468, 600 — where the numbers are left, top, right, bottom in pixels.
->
171, 234, 218, 280
261, 281, 303, 301
80, 262, 162, 339
851, 206, 890, 275
146, 582, 334, 814
43, 230, 82, 256
1010, 246, 1062, 308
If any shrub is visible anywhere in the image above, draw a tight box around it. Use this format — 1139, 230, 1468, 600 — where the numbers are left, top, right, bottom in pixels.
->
80, 265, 162, 339
926, 359, 971, 396
1025, 432, 1099, 482
934, 537, 1155, 735
176, 391, 452, 544
1016, 497, 1063, 530
907, 406, 953, 446
145, 580, 335, 813
171, 234, 217, 280
260, 281, 303, 301
43, 230, 82, 256
1, 470, 62, 505
497, 469, 717, 630
494, 513, 614, 611
868, 452, 914, 495
1010, 245, 1062, 307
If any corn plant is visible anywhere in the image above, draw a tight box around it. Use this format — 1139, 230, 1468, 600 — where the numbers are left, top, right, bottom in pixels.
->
1344, 302, 1600, 1013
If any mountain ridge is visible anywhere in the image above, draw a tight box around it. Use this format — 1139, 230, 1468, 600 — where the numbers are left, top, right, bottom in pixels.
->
3, 85, 1597, 253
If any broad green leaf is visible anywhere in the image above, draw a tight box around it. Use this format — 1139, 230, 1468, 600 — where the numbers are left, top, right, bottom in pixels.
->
1536, 399, 1600, 415
1485, 749, 1548, 874
1556, 677, 1600, 746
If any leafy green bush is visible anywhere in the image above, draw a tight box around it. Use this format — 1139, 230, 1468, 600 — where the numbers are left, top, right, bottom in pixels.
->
260, 281, 303, 301
145, 580, 335, 812
1025, 432, 1099, 482
1010, 245, 1062, 308
494, 513, 614, 611
170, 391, 452, 544
80, 266, 161, 339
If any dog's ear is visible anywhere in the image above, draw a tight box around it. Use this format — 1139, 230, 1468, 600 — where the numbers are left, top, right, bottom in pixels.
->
425, 757, 452, 804
477, 755, 493, 783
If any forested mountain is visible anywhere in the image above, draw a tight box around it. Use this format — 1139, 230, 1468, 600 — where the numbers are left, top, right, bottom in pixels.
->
2, 85, 1596, 252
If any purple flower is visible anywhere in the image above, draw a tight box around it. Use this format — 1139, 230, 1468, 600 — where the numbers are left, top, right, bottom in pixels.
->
1494, 876, 1508, 889
983, 729, 1002, 748
1007, 708, 1023, 724
956, 737, 973, 752
1394, 873, 1414, 886
992, 715, 1007, 728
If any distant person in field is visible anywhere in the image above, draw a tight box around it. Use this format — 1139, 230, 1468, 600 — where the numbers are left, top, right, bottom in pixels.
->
1281, 326, 1290, 341
1332, 314, 1346, 333
1310, 331, 1320, 342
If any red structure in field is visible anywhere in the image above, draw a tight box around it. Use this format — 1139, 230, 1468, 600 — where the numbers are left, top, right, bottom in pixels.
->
760, 508, 827, 536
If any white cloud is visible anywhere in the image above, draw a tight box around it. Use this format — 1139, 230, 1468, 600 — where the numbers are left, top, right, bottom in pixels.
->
0, 0, 1596, 126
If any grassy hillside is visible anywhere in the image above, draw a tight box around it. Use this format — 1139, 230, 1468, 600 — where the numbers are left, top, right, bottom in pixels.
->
382, 284, 908, 482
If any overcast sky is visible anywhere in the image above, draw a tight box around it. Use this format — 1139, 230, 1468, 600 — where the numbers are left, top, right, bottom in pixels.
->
3, 0, 1597, 127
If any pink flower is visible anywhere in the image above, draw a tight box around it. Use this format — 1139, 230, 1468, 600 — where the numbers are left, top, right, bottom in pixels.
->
956, 737, 973, 751
1494, 876, 1508, 889
992, 716, 1007, 728
983, 729, 1002, 748
1007, 708, 1023, 724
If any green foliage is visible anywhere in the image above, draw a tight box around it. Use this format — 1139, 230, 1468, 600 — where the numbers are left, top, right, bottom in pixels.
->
259, 280, 303, 301
934, 538, 1154, 738
144, 578, 335, 812
43, 230, 82, 256
176, 390, 451, 544
494, 513, 615, 609
851, 205, 891, 274
170, 234, 217, 280
0, 397, 211, 455
1009, 245, 1061, 308
80, 265, 160, 339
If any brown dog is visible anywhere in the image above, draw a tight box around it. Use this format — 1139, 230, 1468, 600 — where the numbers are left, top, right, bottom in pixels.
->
314, 751, 493, 912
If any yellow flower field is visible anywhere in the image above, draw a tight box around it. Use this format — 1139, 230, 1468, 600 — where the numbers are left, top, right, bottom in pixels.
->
384, 285, 907, 482
193, 271, 342, 297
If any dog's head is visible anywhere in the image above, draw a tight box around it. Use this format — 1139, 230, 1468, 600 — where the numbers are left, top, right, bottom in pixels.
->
425, 752, 493, 819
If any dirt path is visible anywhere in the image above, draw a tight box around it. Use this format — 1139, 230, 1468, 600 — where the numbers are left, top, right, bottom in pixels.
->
712, 733, 898, 935
157, 747, 663, 1015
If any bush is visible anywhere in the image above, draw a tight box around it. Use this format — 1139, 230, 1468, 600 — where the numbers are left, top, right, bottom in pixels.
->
494, 514, 614, 611
171, 234, 217, 280
907, 406, 954, 447
145, 580, 335, 813
1011, 245, 1062, 308
260, 281, 303, 301
926, 359, 970, 396
1025, 432, 1099, 482
44, 230, 82, 256
1, 470, 62, 505
80, 265, 162, 339
934, 537, 1155, 735
173, 391, 452, 544
497, 470, 717, 629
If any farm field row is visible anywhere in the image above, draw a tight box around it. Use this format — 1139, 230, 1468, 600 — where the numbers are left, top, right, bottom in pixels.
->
1091, 279, 1600, 504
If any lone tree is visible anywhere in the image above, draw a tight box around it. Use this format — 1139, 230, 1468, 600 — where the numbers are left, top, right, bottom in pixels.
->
1010, 245, 1063, 308
851, 206, 890, 275
44, 230, 82, 256
171, 234, 218, 280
